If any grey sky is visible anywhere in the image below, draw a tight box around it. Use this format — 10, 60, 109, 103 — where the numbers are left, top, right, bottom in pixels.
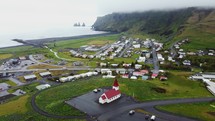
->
0, 0, 214, 30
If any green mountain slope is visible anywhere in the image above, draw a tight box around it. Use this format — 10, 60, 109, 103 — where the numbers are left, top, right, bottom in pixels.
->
172, 9, 215, 50
93, 7, 215, 50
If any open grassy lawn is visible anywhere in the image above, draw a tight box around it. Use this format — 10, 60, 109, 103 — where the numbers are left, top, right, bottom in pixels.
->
0, 94, 85, 121
27, 64, 61, 69
35, 71, 212, 116
50, 70, 73, 76
57, 52, 88, 62
50, 34, 119, 51
5, 80, 17, 86
8, 82, 41, 93
0, 54, 13, 60
0, 46, 48, 57
2, 82, 85, 121
0, 95, 29, 116
0, 79, 17, 86
156, 102, 215, 121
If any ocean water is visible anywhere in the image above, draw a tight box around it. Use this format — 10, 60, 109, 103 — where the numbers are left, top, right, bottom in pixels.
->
0, 26, 106, 48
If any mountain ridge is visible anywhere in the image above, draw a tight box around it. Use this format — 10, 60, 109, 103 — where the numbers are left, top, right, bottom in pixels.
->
92, 7, 215, 50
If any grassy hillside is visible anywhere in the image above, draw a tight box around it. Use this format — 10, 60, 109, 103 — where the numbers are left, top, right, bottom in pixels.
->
93, 7, 215, 50
171, 9, 215, 50
93, 8, 194, 38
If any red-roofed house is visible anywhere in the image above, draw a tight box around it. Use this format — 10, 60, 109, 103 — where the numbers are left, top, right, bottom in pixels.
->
133, 72, 143, 76
140, 70, 149, 74
99, 79, 121, 104
151, 73, 158, 79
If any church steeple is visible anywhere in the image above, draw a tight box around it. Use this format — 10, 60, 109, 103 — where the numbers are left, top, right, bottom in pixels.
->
112, 79, 119, 90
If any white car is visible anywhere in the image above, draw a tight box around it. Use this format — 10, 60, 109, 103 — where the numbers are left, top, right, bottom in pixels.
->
93, 89, 98, 93
129, 110, 135, 115
150, 115, 156, 121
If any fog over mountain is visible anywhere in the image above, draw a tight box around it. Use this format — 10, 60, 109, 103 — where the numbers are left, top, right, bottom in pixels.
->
0, 0, 214, 29
96, 0, 215, 14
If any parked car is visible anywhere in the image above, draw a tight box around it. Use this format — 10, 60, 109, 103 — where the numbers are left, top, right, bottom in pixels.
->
129, 110, 135, 115
150, 115, 156, 121
93, 89, 98, 93
145, 114, 150, 120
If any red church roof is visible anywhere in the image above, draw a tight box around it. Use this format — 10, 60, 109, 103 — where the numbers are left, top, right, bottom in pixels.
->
113, 79, 119, 87
104, 89, 121, 99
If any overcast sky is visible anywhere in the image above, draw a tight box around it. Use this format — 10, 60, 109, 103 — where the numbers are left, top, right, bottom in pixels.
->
0, 0, 215, 31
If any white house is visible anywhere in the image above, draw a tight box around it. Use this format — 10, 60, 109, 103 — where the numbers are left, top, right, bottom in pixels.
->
99, 79, 121, 104
123, 64, 131, 68
208, 53, 214, 56
116, 68, 126, 74
183, 60, 191, 66
36, 84, 51, 90
102, 75, 116, 78
39, 72, 52, 78
100, 63, 107, 67
130, 76, 137, 80
135, 64, 142, 69
157, 54, 164, 61
145, 53, 151, 58
111, 64, 119, 67
137, 56, 146, 63
101, 69, 111, 74
168, 56, 173, 61
24, 75, 37, 81
133, 44, 141, 48
189, 73, 215, 80
205, 81, 215, 96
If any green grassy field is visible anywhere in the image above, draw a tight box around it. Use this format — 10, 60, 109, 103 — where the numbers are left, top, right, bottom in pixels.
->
0, 95, 29, 116
0, 79, 17, 86
2, 82, 85, 121
27, 64, 61, 69
8, 82, 40, 93
35, 72, 212, 116
0, 54, 13, 60
0, 71, 212, 120
49, 34, 119, 51
156, 102, 215, 121
0, 46, 48, 57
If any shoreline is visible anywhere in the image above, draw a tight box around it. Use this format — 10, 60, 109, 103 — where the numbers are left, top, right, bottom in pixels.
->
0, 32, 117, 49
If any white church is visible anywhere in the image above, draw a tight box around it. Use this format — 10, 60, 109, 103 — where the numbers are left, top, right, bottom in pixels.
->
99, 79, 121, 104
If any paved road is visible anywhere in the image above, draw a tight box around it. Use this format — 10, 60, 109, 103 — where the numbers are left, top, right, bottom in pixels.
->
94, 44, 112, 56
118, 39, 133, 58
0, 67, 134, 73
98, 97, 215, 121
151, 41, 159, 74
169, 40, 179, 58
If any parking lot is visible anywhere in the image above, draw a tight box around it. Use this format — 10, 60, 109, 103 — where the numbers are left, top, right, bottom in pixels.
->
66, 88, 136, 117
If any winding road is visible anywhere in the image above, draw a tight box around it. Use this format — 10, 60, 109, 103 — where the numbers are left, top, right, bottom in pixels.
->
31, 89, 215, 121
